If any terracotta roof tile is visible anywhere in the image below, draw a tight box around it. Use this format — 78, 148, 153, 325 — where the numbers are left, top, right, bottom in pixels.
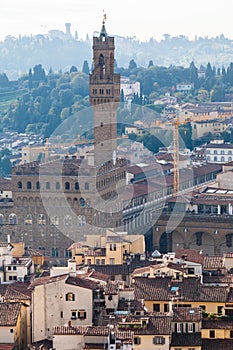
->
66, 276, 98, 290
0, 302, 21, 326
204, 256, 224, 270
202, 339, 233, 350
202, 318, 233, 329
172, 307, 202, 322
53, 325, 88, 335
0, 345, 14, 350
171, 332, 202, 346
85, 326, 109, 336
175, 249, 205, 264
29, 274, 68, 288
133, 276, 228, 303
203, 275, 233, 284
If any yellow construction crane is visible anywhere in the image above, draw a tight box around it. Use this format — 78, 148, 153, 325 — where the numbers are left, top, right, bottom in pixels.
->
172, 106, 233, 196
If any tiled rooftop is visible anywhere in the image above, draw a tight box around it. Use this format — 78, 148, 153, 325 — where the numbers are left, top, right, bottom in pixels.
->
202, 339, 233, 350
175, 249, 205, 264
53, 325, 88, 335
133, 276, 228, 303
0, 302, 21, 326
203, 256, 224, 270
172, 307, 202, 322
202, 318, 233, 329
171, 332, 202, 346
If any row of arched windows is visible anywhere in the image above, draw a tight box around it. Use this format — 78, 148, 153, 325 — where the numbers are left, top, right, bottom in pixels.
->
96, 171, 125, 189
0, 214, 17, 225
0, 213, 87, 226
17, 181, 83, 191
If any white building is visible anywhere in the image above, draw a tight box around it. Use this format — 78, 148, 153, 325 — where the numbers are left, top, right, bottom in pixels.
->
121, 77, 140, 102
176, 83, 194, 93
205, 141, 233, 163
0, 241, 34, 283
31, 271, 99, 342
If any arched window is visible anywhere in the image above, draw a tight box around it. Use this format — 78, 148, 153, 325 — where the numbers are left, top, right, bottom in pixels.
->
25, 214, 32, 225
229, 157, 232, 162
64, 215, 72, 226
46, 182, 50, 190
27, 181, 32, 190
221, 156, 225, 162
81, 215, 86, 226
0, 214, 4, 225
51, 247, 59, 258
36, 181, 40, 190
51, 216, 59, 225
9, 214, 17, 225
18, 181, 22, 189
65, 182, 70, 190
99, 54, 104, 66
80, 198, 85, 208
75, 182, 79, 190
77, 215, 86, 227
56, 182, 60, 190
38, 214, 46, 225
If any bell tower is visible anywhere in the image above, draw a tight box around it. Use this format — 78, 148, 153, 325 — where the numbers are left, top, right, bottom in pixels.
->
89, 15, 120, 165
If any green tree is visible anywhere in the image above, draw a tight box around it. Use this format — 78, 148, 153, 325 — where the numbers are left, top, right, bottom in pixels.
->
128, 59, 137, 70
82, 60, 90, 74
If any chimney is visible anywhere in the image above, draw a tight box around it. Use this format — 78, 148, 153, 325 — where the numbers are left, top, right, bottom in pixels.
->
68, 259, 76, 277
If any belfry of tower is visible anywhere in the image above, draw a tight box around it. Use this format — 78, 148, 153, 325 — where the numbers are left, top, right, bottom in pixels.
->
89, 17, 120, 166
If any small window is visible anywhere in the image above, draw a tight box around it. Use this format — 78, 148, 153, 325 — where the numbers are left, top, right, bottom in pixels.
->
134, 337, 141, 345
75, 182, 79, 190
18, 181, 22, 189
10, 329, 14, 333
25, 214, 32, 225
0, 214, 4, 225
66, 292, 75, 301
153, 304, 160, 312
46, 182, 50, 190
65, 182, 70, 190
51, 216, 59, 225
85, 182, 89, 190
51, 247, 59, 257
209, 330, 215, 338
153, 337, 165, 345
38, 214, 46, 225
80, 198, 85, 208
78, 310, 86, 319
9, 214, 17, 225
110, 243, 116, 251
71, 311, 77, 319
13, 266, 17, 271
27, 181, 32, 189
60, 311, 63, 318
56, 182, 60, 190
36, 181, 40, 190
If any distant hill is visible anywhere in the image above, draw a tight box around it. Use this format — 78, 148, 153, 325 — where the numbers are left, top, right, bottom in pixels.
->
1, 33, 233, 79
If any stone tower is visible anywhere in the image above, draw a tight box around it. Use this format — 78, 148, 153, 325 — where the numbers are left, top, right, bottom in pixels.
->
89, 18, 120, 166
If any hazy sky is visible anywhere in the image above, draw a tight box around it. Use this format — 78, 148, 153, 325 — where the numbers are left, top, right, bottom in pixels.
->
1, 0, 233, 41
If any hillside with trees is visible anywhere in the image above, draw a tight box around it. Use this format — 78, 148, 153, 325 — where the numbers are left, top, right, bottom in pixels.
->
0, 59, 233, 139
1, 33, 233, 80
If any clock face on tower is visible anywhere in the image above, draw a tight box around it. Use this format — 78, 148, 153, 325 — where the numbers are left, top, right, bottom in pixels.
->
112, 150, 117, 165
